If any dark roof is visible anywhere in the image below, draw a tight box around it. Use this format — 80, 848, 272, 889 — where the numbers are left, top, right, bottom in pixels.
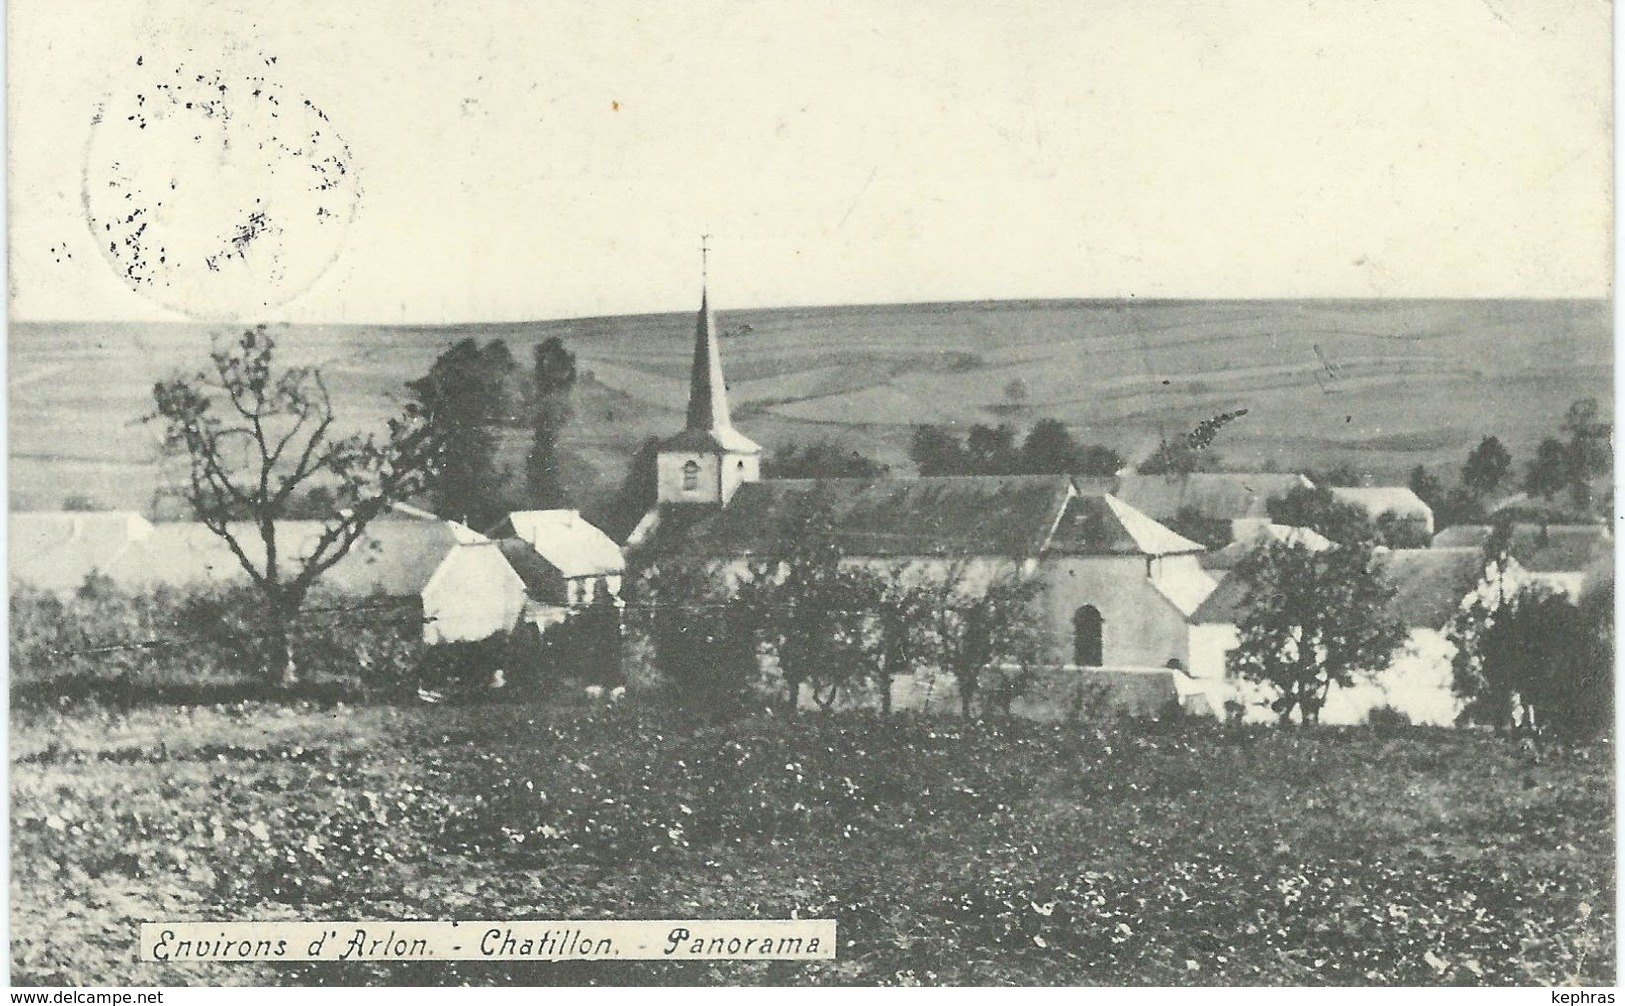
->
659, 426, 762, 453
1431, 523, 1611, 574
496, 538, 567, 600
698, 475, 1074, 557
1112, 473, 1313, 522
685, 475, 1200, 559
1192, 546, 1485, 629
1046, 493, 1204, 557
1382, 548, 1485, 628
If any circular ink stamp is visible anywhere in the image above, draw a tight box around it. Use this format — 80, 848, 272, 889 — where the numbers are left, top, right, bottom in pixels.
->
81, 52, 360, 320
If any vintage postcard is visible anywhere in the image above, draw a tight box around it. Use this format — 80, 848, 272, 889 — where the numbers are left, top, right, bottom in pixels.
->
7, 0, 1614, 991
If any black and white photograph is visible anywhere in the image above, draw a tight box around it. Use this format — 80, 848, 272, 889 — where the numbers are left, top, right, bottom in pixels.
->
6, 0, 1615, 989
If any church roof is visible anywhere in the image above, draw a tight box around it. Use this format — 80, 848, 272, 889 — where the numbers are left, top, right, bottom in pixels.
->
686, 475, 1200, 560
1046, 494, 1205, 557
665, 287, 760, 455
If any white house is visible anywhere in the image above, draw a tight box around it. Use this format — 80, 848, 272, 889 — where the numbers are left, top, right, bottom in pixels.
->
489, 509, 625, 607
1189, 546, 1528, 725
1329, 486, 1435, 538
424, 510, 625, 645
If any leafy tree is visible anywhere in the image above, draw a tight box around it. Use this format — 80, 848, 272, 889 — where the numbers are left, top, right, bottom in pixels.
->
406, 337, 517, 528
1164, 505, 1232, 551
1408, 465, 1444, 510
1074, 444, 1126, 477
1461, 436, 1512, 498
1138, 437, 1224, 475
149, 327, 445, 684
1003, 377, 1030, 408
737, 505, 873, 712
1138, 438, 1196, 475
1017, 419, 1122, 477
597, 436, 661, 543
1452, 585, 1584, 734
909, 424, 965, 476
1450, 528, 1612, 739
965, 423, 1020, 475
1265, 486, 1377, 545
1019, 418, 1078, 475
853, 567, 935, 716
1433, 487, 1487, 533
764, 440, 885, 480
626, 550, 755, 714
1560, 398, 1611, 512
1523, 437, 1570, 501
1374, 510, 1432, 549
1225, 539, 1408, 724
527, 337, 577, 508
923, 560, 1047, 718
1310, 463, 1364, 487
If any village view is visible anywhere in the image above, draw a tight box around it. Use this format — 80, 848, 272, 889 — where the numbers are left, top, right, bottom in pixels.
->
9, 286, 1615, 986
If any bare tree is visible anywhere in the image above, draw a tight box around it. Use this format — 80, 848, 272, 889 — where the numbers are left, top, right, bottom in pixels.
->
148, 327, 445, 684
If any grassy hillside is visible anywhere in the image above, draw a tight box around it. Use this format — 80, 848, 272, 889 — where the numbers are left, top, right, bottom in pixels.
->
9, 299, 1610, 517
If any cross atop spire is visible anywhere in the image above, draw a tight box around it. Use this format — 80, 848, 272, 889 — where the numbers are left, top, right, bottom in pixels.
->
661, 242, 761, 456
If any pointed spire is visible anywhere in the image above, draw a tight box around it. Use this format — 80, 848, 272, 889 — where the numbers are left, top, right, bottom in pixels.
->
685, 236, 734, 433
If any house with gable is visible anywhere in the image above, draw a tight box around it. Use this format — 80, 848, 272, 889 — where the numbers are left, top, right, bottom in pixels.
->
1328, 486, 1435, 539
423, 509, 625, 645
628, 270, 1219, 715
1189, 545, 1529, 725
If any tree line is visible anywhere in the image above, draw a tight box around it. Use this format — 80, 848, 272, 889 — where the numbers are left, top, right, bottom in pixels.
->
1407, 398, 1611, 531
628, 504, 1047, 720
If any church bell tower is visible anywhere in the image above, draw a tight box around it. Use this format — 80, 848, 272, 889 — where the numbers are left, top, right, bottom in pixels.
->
655, 240, 761, 506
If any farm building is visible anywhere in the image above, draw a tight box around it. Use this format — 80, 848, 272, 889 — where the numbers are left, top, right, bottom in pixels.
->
425, 510, 625, 644
1430, 523, 1612, 599
1328, 486, 1435, 538
1111, 472, 1316, 542
1189, 546, 1528, 725
630, 281, 1220, 716
9, 511, 478, 600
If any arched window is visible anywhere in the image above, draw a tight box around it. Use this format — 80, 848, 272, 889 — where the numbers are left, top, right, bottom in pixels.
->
1073, 604, 1103, 667
682, 459, 700, 491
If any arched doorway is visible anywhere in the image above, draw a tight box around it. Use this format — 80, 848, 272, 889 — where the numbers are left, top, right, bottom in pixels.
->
1073, 604, 1103, 667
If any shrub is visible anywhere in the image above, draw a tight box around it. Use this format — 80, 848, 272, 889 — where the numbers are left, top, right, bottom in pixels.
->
1366, 705, 1412, 733
10, 577, 425, 707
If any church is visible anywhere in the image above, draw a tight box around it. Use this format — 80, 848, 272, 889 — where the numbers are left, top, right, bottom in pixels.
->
629, 273, 1222, 715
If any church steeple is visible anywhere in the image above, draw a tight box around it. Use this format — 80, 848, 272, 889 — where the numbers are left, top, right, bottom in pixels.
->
685, 266, 735, 435
653, 240, 761, 507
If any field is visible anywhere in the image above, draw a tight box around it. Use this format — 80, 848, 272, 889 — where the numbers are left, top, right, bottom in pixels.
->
11, 700, 1614, 986
8, 298, 1611, 519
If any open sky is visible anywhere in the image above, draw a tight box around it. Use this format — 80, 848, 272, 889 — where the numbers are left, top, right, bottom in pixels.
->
8, 1, 1613, 323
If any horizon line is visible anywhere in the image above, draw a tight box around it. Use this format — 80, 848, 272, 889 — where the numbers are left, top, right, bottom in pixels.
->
10, 291, 1613, 329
